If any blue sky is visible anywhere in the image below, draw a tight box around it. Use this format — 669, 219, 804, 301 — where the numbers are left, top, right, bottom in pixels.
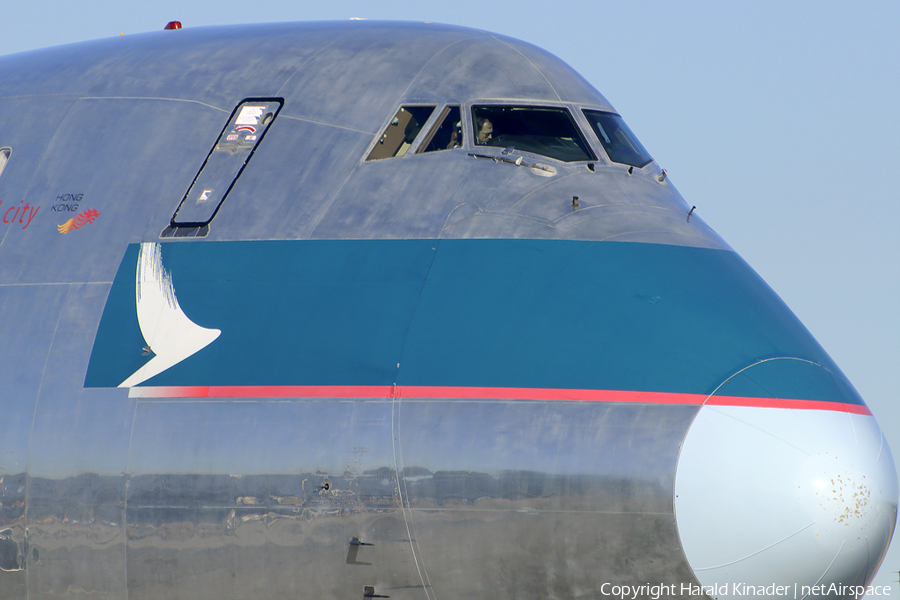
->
3, 0, 899, 591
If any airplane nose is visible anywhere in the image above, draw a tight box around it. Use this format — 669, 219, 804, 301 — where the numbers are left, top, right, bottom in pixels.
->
675, 361, 898, 598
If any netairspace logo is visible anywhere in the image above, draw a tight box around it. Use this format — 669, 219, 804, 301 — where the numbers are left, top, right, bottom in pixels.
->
599, 582, 893, 599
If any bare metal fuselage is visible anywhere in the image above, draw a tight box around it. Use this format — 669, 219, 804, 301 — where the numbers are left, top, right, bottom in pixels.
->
0, 21, 894, 600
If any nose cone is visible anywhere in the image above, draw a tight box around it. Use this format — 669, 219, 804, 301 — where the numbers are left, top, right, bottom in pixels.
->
675, 370, 897, 597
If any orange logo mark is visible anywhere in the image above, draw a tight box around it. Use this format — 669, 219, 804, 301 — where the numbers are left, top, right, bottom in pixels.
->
58, 208, 100, 234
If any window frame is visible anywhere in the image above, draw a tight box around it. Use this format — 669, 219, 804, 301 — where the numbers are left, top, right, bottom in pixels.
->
416, 105, 464, 154
365, 104, 438, 161
581, 109, 653, 169
0, 147, 10, 180
468, 103, 597, 163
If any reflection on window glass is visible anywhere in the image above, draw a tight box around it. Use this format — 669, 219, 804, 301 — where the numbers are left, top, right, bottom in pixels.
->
420, 106, 463, 153
583, 110, 652, 168
0, 148, 9, 179
471, 106, 595, 162
366, 106, 435, 160
172, 98, 282, 228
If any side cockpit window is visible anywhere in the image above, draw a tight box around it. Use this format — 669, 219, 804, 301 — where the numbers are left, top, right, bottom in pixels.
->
471, 106, 595, 162
366, 106, 435, 160
582, 110, 652, 168
419, 106, 462, 153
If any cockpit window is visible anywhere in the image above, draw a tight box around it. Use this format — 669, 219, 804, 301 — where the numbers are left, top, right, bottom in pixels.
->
366, 106, 435, 160
419, 105, 463, 153
471, 106, 595, 162
582, 110, 652, 168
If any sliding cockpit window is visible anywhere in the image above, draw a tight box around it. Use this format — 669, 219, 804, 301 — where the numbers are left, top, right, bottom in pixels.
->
582, 110, 652, 168
366, 106, 435, 160
419, 106, 463, 153
471, 106, 596, 162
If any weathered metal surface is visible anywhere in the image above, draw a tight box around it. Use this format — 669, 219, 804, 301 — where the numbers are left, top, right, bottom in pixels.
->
0, 20, 893, 600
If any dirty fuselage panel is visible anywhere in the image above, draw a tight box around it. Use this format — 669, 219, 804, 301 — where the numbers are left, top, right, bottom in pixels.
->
0, 20, 890, 600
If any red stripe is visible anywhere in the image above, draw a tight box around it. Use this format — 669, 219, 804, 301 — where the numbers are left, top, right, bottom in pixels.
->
127, 385, 871, 414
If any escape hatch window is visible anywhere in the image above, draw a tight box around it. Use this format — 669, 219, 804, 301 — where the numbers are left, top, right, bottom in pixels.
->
167, 98, 283, 234
582, 110, 652, 168
366, 105, 435, 160
418, 105, 463, 153
471, 105, 596, 162
0, 147, 10, 180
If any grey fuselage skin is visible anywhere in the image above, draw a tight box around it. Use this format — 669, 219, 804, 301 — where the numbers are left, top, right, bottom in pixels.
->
0, 21, 888, 600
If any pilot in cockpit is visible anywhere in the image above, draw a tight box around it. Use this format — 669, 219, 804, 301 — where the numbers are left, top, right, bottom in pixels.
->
475, 116, 494, 145
445, 122, 462, 149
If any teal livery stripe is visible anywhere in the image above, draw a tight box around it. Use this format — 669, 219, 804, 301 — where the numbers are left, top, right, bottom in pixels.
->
84, 239, 863, 407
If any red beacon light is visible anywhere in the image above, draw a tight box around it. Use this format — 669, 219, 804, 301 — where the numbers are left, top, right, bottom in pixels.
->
164, 21, 182, 30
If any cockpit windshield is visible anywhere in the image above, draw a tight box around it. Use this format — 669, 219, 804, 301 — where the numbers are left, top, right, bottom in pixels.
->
367, 105, 435, 160
582, 110, 652, 168
471, 106, 596, 162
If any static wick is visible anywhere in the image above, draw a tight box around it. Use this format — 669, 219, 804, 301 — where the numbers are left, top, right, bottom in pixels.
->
687, 206, 696, 222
